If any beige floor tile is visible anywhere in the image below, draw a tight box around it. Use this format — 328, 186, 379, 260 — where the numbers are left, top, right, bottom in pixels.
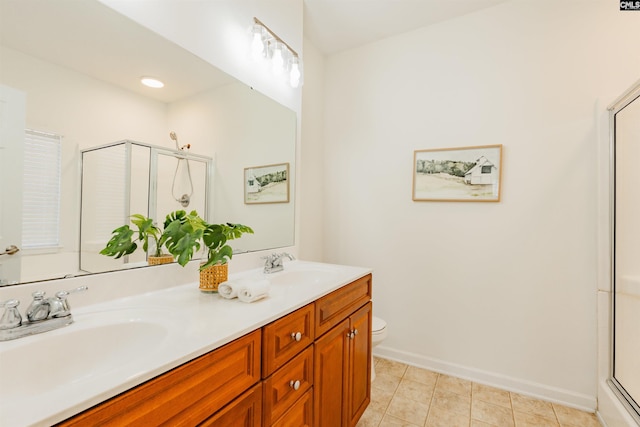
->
470, 421, 497, 427
386, 395, 430, 426
396, 378, 436, 403
472, 383, 512, 409
357, 407, 384, 427
379, 414, 423, 427
510, 393, 556, 420
432, 388, 472, 416
377, 358, 409, 378
405, 365, 439, 387
552, 404, 601, 427
369, 385, 396, 413
514, 411, 559, 427
373, 372, 403, 393
426, 405, 471, 427
471, 399, 515, 427
437, 374, 472, 397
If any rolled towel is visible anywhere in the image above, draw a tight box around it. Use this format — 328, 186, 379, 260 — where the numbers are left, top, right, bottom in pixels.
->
218, 280, 247, 299
238, 279, 271, 303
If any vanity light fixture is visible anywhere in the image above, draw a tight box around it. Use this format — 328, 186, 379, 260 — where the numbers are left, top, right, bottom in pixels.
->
140, 77, 164, 88
251, 17, 303, 88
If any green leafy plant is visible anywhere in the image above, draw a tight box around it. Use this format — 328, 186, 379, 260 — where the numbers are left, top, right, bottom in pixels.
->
162, 210, 254, 270
100, 214, 169, 259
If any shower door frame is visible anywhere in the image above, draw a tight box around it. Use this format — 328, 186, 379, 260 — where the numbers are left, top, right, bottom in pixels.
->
608, 79, 640, 425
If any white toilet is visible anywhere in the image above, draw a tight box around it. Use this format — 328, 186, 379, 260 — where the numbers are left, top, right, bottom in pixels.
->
371, 316, 387, 381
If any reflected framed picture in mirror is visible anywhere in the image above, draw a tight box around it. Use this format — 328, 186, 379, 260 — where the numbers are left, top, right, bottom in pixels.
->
413, 145, 502, 202
244, 163, 290, 204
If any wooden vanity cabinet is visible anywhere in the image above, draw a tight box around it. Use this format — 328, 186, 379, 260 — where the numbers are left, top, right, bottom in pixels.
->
57, 330, 261, 427
58, 274, 372, 427
314, 274, 372, 427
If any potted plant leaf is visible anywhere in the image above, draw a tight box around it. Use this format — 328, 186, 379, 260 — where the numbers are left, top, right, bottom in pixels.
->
162, 210, 253, 292
100, 214, 174, 265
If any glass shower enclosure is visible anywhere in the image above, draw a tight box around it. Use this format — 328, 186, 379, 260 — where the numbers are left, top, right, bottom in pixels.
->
79, 140, 213, 274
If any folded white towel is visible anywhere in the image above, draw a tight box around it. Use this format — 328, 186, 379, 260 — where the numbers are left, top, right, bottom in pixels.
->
238, 279, 271, 303
218, 280, 247, 299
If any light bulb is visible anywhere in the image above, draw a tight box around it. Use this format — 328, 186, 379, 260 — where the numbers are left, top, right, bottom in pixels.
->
251, 25, 265, 60
271, 42, 284, 75
289, 59, 301, 88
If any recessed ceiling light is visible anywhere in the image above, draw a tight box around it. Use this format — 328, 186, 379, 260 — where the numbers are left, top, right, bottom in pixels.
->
141, 77, 164, 88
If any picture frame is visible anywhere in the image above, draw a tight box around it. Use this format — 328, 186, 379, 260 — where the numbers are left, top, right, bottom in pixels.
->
244, 162, 290, 204
412, 145, 502, 202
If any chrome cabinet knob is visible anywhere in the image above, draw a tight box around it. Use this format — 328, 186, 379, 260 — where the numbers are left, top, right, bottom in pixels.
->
291, 331, 302, 342
289, 380, 301, 390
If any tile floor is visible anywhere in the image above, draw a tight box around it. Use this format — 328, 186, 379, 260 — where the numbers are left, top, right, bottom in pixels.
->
357, 357, 601, 427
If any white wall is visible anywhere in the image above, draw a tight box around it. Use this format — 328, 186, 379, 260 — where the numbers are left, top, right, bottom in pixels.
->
319, 0, 640, 411
299, 38, 326, 261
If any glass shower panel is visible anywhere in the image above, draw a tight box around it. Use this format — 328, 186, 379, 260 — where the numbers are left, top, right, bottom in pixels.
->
612, 90, 640, 421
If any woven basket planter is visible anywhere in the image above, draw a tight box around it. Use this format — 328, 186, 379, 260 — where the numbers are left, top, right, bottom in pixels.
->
199, 263, 228, 292
148, 254, 174, 265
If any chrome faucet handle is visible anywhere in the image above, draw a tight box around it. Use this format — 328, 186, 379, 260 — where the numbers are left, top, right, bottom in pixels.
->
48, 286, 88, 318
0, 299, 22, 329
26, 291, 50, 322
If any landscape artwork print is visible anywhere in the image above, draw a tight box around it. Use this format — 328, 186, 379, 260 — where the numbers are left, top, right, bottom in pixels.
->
412, 145, 502, 202
244, 163, 290, 204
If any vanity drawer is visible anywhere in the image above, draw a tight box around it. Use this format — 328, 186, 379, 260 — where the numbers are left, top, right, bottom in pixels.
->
263, 345, 314, 426
262, 303, 314, 377
315, 274, 372, 337
58, 330, 261, 427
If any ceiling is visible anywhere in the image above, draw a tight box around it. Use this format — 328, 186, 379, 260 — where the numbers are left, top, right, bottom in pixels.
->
0, 0, 235, 103
303, 0, 511, 55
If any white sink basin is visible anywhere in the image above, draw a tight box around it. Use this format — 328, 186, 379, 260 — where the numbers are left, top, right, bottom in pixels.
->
259, 260, 346, 286
0, 309, 175, 399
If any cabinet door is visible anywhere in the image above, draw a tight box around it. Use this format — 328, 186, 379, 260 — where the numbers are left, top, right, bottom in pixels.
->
314, 318, 350, 427
199, 383, 262, 427
346, 302, 372, 427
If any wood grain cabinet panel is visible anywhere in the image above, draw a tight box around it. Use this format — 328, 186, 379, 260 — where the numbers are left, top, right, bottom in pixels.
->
199, 383, 263, 427
271, 388, 314, 427
57, 330, 261, 427
263, 346, 314, 426
262, 303, 314, 377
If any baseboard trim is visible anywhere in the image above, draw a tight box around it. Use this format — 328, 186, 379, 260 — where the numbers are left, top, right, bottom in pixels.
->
373, 345, 597, 412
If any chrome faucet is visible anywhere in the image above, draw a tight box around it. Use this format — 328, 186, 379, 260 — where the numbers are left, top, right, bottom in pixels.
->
0, 286, 87, 341
262, 252, 295, 273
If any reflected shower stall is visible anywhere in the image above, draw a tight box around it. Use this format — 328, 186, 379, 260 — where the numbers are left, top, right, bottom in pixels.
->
79, 140, 213, 274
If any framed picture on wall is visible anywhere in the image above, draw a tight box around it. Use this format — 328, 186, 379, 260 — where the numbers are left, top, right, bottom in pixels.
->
244, 163, 290, 204
412, 145, 503, 202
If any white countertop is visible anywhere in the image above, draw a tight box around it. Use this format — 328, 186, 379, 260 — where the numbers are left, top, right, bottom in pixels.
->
0, 261, 371, 427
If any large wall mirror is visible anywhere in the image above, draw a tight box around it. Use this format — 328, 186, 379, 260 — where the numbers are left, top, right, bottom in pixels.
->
0, 0, 296, 286
610, 80, 640, 423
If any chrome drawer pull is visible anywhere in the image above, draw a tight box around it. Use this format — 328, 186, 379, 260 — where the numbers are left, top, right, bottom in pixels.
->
290, 331, 302, 342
